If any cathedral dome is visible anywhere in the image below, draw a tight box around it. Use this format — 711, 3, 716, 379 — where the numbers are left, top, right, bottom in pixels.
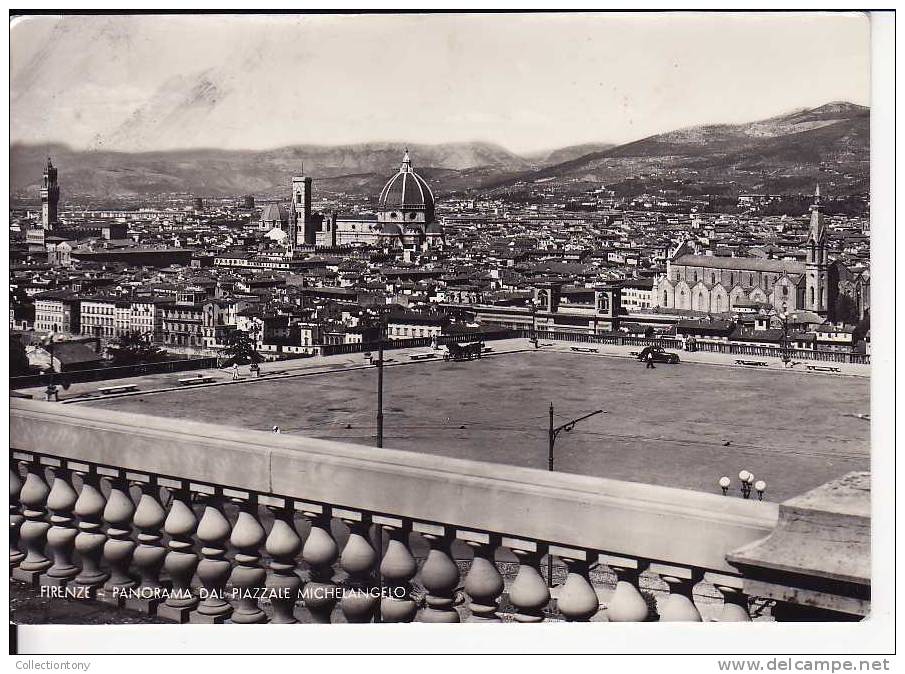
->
378, 150, 435, 223
261, 204, 288, 224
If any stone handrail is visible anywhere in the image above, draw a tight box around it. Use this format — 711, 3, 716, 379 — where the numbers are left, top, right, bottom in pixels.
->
516, 329, 870, 365
9, 397, 864, 623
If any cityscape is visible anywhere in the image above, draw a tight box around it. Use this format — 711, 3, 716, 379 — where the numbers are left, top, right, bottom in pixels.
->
8, 10, 881, 659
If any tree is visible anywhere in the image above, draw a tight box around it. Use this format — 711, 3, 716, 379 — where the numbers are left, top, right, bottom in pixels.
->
10, 335, 32, 376
223, 328, 263, 366
107, 331, 167, 366
834, 293, 860, 326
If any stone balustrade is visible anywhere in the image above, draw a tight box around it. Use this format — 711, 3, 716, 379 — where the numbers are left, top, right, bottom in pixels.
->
10, 397, 868, 623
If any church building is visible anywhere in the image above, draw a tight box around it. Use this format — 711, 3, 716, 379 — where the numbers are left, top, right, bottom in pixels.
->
655, 188, 837, 319
274, 150, 444, 251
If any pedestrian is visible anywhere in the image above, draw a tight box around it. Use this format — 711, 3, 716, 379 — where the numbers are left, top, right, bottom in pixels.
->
646, 350, 655, 369
232, 363, 239, 380
272, 426, 281, 434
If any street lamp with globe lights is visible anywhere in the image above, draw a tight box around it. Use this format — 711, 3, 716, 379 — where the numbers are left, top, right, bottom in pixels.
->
738, 470, 754, 499
718, 476, 731, 495
754, 480, 767, 501
719, 471, 766, 500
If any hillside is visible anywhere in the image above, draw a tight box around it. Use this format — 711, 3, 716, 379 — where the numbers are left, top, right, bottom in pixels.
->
524, 143, 616, 167
485, 102, 869, 197
9, 141, 532, 201
10, 102, 869, 203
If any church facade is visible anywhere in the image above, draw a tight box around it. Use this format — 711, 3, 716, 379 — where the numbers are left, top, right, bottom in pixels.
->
655, 189, 837, 319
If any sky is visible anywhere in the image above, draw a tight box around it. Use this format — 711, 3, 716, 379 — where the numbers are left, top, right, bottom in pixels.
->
10, 12, 871, 155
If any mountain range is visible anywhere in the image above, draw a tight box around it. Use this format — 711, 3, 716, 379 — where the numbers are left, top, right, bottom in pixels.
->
10, 102, 868, 203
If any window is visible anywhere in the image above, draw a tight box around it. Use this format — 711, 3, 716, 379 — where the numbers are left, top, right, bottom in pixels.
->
809, 287, 814, 305
663, 290, 668, 305
693, 271, 698, 283
711, 274, 716, 285
748, 274, 753, 286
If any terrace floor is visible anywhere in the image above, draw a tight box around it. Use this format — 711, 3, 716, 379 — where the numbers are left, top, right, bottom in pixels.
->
78, 345, 870, 502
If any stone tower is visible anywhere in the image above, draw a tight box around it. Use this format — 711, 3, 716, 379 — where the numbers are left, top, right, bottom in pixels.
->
289, 175, 313, 248
805, 185, 828, 316
594, 284, 622, 332
41, 156, 59, 230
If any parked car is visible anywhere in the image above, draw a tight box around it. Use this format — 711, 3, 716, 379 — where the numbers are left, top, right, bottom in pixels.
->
637, 346, 681, 364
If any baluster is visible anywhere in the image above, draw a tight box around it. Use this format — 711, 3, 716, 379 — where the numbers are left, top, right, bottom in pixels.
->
301, 507, 340, 623
417, 525, 461, 623
264, 499, 302, 624
652, 564, 703, 622
461, 532, 503, 623
228, 493, 267, 624
12, 458, 52, 585
73, 468, 108, 592
602, 555, 652, 622
706, 573, 751, 622
127, 477, 167, 614
376, 516, 417, 623
192, 490, 233, 623
506, 539, 550, 623
338, 511, 378, 623
157, 484, 199, 623
41, 464, 80, 586
553, 546, 600, 622
98, 473, 137, 605
10, 459, 25, 568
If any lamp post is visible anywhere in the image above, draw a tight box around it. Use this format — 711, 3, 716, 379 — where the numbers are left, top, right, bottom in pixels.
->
718, 476, 731, 495
376, 313, 386, 448
40, 333, 60, 401
548, 404, 606, 472
529, 300, 539, 348
777, 303, 791, 367
370, 311, 388, 623
546, 403, 605, 585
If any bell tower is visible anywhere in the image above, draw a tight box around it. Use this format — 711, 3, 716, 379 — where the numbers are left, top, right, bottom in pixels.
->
289, 175, 312, 248
41, 156, 59, 230
805, 185, 828, 316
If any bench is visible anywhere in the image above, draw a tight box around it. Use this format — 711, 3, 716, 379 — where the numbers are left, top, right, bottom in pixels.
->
571, 346, 599, 354
97, 384, 138, 395
735, 360, 768, 367
409, 353, 437, 361
178, 376, 215, 386
807, 365, 841, 373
